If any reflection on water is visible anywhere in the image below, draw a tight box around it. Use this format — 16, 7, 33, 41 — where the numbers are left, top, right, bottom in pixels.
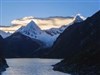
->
2, 58, 70, 75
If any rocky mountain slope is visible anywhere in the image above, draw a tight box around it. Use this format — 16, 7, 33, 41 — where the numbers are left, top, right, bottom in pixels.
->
52, 11, 100, 75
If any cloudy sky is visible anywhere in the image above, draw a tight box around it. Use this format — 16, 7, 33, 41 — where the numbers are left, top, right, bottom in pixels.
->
0, 0, 100, 26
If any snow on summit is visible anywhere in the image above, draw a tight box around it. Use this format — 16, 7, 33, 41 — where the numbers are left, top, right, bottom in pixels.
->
73, 14, 86, 23
18, 21, 42, 35
17, 21, 56, 47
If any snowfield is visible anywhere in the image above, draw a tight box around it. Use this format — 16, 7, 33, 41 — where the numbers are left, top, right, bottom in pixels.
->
2, 59, 70, 75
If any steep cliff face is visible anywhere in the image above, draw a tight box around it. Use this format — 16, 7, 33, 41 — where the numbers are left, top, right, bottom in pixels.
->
0, 35, 8, 72
52, 11, 100, 74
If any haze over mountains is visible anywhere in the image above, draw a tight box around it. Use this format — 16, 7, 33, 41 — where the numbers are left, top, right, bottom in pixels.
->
0, 14, 85, 33
0, 14, 85, 47
0, 10, 99, 75
0, 13, 85, 58
0, 0, 99, 74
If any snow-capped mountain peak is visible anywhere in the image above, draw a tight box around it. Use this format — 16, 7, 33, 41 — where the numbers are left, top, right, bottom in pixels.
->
17, 20, 56, 47
18, 21, 42, 36
74, 13, 86, 23
25, 21, 41, 33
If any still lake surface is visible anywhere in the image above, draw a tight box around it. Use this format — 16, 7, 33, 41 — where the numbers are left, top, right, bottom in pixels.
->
2, 58, 70, 75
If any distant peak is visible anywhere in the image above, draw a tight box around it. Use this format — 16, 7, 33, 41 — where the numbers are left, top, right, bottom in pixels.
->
26, 20, 40, 29
17, 20, 42, 36
74, 13, 86, 23
75, 13, 86, 20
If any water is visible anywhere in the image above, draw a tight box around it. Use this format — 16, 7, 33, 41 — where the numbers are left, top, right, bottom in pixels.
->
2, 58, 70, 75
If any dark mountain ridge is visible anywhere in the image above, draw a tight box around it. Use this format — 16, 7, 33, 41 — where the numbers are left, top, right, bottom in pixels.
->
52, 11, 100, 75
49, 10, 100, 58
3, 32, 45, 58
0, 35, 8, 73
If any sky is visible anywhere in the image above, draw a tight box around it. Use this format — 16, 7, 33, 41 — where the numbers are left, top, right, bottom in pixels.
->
0, 0, 100, 26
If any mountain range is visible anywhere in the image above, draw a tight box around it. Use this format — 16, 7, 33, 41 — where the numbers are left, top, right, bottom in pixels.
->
0, 10, 100, 75
0, 14, 85, 33
0, 14, 85, 58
